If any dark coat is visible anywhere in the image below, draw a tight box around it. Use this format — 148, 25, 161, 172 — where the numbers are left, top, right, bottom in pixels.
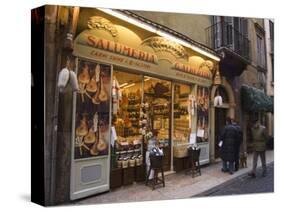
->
220, 124, 237, 162
233, 123, 243, 155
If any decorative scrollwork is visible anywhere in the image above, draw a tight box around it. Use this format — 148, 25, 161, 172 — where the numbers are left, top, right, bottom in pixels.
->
87, 16, 118, 37
142, 36, 187, 59
199, 60, 214, 71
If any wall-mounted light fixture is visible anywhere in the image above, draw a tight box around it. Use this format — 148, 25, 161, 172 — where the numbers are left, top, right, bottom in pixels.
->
214, 90, 223, 107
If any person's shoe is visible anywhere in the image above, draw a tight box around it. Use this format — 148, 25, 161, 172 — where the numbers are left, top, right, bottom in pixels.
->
229, 171, 233, 175
221, 168, 226, 172
248, 173, 256, 178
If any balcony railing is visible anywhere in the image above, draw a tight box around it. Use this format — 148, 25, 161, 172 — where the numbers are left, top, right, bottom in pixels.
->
206, 21, 250, 61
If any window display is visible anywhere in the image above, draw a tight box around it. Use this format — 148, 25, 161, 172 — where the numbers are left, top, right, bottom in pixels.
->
74, 60, 111, 159
109, 72, 210, 171
197, 86, 209, 143
112, 71, 143, 169
173, 83, 193, 158
144, 76, 171, 171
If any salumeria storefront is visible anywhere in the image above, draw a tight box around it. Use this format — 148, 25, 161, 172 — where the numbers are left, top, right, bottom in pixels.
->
70, 8, 220, 200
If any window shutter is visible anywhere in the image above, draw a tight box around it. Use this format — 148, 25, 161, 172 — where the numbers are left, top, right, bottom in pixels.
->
241, 18, 249, 58
262, 37, 266, 67
224, 16, 233, 47
241, 18, 248, 38
214, 16, 221, 48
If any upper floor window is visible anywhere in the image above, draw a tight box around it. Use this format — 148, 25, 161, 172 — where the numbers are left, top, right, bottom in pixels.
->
269, 20, 274, 53
256, 33, 266, 68
271, 56, 274, 82
208, 16, 250, 60
269, 21, 274, 39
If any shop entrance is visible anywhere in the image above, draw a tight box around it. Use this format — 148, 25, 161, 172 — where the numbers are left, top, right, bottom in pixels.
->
214, 85, 229, 159
143, 76, 172, 171
214, 108, 227, 158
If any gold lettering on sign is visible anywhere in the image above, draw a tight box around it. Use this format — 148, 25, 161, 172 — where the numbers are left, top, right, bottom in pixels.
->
85, 35, 158, 64
89, 49, 152, 70
173, 62, 212, 79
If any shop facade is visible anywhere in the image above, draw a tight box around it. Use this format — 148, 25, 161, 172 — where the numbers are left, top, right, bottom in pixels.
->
69, 8, 220, 200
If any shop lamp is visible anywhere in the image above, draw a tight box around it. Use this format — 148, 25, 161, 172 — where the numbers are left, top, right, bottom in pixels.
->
97, 8, 220, 62
214, 93, 223, 107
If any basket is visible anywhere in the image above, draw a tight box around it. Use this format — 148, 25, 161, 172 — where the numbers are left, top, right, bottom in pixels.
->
136, 156, 143, 166
122, 160, 129, 168
129, 159, 136, 167
117, 159, 122, 168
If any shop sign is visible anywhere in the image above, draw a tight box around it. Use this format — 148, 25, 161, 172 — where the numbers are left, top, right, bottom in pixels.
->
173, 62, 212, 79
89, 49, 155, 70
174, 71, 211, 85
75, 35, 213, 86
85, 35, 158, 64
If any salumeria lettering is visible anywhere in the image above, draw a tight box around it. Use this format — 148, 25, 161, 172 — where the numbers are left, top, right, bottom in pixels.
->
87, 35, 158, 64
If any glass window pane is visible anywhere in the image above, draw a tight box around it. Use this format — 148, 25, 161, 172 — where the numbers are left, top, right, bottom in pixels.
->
112, 70, 143, 168
144, 76, 171, 171
173, 83, 194, 158
197, 86, 209, 143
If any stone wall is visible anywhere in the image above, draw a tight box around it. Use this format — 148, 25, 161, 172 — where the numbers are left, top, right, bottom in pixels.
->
132, 10, 211, 45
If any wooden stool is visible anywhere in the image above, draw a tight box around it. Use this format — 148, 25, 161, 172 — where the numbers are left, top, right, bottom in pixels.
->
186, 148, 201, 178
146, 155, 165, 190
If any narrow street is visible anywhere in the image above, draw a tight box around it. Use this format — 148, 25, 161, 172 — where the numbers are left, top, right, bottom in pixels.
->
194, 162, 274, 197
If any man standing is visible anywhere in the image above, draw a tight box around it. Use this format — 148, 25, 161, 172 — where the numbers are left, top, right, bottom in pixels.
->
232, 119, 243, 171
220, 117, 237, 174
248, 118, 268, 178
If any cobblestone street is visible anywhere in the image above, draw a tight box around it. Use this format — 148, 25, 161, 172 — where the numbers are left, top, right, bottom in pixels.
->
194, 162, 274, 197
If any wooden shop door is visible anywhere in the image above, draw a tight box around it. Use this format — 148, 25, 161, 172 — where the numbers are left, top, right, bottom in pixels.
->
70, 59, 112, 200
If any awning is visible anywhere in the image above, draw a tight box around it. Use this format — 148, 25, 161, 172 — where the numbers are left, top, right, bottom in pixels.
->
240, 85, 273, 113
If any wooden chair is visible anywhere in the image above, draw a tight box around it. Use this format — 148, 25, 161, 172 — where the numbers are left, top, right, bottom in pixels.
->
146, 155, 165, 190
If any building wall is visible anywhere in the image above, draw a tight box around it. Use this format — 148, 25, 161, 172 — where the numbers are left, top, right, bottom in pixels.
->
44, 5, 75, 205
132, 10, 211, 45
236, 18, 266, 98
264, 19, 274, 96
264, 19, 274, 136
44, 5, 59, 205
236, 18, 274, 149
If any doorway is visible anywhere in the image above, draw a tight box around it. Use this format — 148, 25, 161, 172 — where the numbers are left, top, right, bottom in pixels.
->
214, 108, 227, 158
70, 59, 112, 200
